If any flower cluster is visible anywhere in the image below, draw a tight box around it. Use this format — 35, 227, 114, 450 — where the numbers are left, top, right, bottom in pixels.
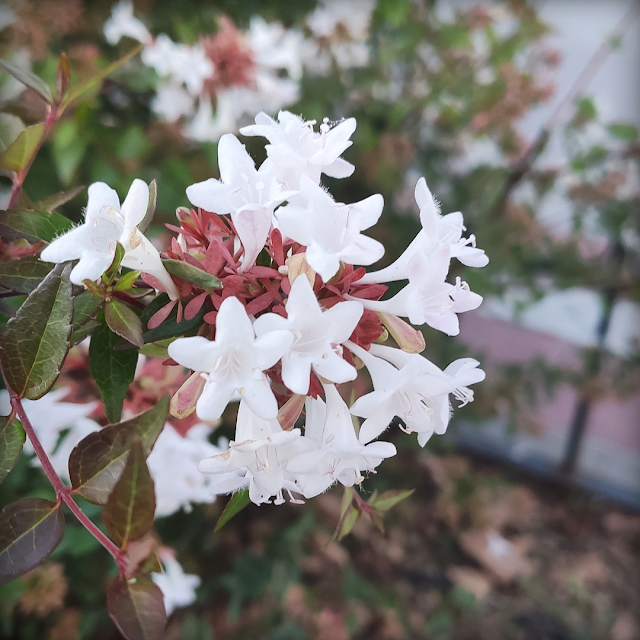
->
41, 109, 487, 508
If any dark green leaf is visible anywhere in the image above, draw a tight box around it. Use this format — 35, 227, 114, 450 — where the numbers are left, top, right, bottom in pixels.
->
161, 259, 221, 290
89, 322, 138, 423
1, 263, 72, 399
0, 59, 53, 104
141, 294, 205, 343
107, 574, 166, 640
69, 319, 101, 345
68, 397, 168, 504
0, 209, 74, 242
0, 123, 45, 173
369, 488, 415, 511
0, 416, 25, 484
0, 257, 53, 294
0, 114, 24, 153
215, 488, 250, 532
608, 123, 638, 143
102, 439, 155, 548
105, 299, 144, 348
138, 179, 156, 233
61, 45, 143, 112
0, 498, 64, 585
34, 186, 84, 212
72, 290, 103, 332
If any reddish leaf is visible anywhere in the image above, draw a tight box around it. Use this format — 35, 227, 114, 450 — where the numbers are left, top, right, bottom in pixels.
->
107, 574, 166, 640
0, 498, 64, 585
102, 439, 156, 549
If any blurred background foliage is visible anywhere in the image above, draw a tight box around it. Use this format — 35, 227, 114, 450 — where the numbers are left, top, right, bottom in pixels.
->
0, 0, 639, 638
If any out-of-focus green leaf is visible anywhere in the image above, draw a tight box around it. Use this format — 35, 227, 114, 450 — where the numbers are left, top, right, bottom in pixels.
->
161, 259, 221, 290
0, 114, 24, 153
0, 209, 74, 242
0, 416, 25, 484
68, 397, 168, 504
0, 123, 45, 174
0, 257, 53, 294
105, 299, 144, 348
369, 488, 415, 511
1, 263, 72, 399
61, 45, 143, 111
215, 488, 250, 532
107, 574, 166, 640
55, 52, 71, 101
0, 498, 64, 585
102, 439, 155, 548
89, 322, 138, 423
51, 119, 86, 186
34, 186, 84, 212
0, 59, 53, 103
608, 123, 638, 143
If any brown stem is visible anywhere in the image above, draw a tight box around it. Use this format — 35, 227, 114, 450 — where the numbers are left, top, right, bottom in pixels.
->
9, 392, 127, 574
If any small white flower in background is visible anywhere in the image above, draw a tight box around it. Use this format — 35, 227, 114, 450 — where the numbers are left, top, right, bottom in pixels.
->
147, 423, 225, 518
103, 0, 152, 46
276, 175, 385, 281
152, 551, 200, 615
152, 81, 196, 123
40, 180, 179, 299
254, 275, 363, 394
240, 111, 357, 188
168, 297, 293, 421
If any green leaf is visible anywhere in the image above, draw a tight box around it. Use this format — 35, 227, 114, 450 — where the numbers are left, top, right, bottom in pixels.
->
0, 123, 45, 174
72, 290, 103, 332
141, 294, 205, 343
161, 259, 221, 290
0, 59, 53, 104
0, 209, 74, 242
608, 123, 638, 143
338, 506, 359, 541
137, 179, 156, 234
61, 45, 143, 112
0, 416, 25, 484
69, 319, 101, 345
114, 271, 141, 292
104, 243, 126, 283
0, 114, 25, 153
55, 52, 71, 101
105, 299, 144, 348
0, 257, 53, 294
0, 498, 64, 585
107, 574, 166, 640
89, 322, 138, 423
214, 488, 250, 532
34, 186, 84, 213
102, 439, 155, 548
369, 488, 415, 511
68, 397, 168, 504
1, 263, 72, 399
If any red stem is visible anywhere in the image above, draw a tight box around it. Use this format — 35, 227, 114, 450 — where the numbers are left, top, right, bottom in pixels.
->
10, 392, 127, 574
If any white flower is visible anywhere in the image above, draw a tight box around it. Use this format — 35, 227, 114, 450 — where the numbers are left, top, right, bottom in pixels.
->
40, 180, 179, 299
253, 275, 362, 394
186, 134, 294, 271
167, 297, 293, 421
239, 111, 357, 188
198, 401, 311, 505
182, 93, 237, 143
359, 177, 488, 285
286, 384, 396, 498
152, 81, 195, 123
276, 175, 384, 281
152, 552, 200, 615
103, 0, 151, 46
147, 423, 224, 517
247, 17, 305, 81
348, 342, 485, 446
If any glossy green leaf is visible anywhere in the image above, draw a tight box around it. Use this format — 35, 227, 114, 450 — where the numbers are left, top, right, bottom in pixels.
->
0, 123, 45, 173
141, 294, 205, 343
89, 322, 138, 423
72, 290, 103, 330
0, 114, 24, 153
369, 488, 415, 511
0, 209, 74, 242
68, 397, 168, 504
161, 259, 221, 290
105, 299, 144, 348
0, 416, 25, 484
0, 257, 53, 294
61, 45, 143, 111
0, 59, 53, 104
69, 319, 101, 345
0, 498, 64, 585
1, 263, 72, 399
34, 186, 84, 213
214, 488, 250, 532
114, 271, 141, 292
138, 179, 157, 234
107, 574, 166, 640
102, 439, 155, 548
